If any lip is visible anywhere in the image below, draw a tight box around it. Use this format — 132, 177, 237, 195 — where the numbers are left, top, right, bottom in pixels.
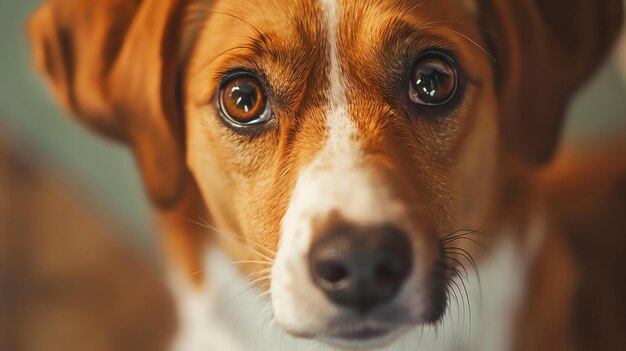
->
331, 326, 392, 340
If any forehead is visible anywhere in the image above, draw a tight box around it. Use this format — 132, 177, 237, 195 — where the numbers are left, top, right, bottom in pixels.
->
201, 0, 475, 36
187, 0, 491, 165
189, 0, 485, 87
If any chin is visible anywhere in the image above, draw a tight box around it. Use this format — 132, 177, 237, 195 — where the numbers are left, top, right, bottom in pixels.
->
320, 327, 410, 350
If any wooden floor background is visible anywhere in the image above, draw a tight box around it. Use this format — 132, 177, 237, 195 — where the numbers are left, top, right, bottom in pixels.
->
0, 139, 175, 351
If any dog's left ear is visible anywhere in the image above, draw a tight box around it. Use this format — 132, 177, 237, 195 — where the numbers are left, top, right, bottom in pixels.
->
477, 0, 623, 165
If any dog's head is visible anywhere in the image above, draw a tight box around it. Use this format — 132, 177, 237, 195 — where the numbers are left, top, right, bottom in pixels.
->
29, 0, 622, 348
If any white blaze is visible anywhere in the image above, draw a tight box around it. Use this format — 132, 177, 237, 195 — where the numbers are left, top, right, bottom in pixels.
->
271, 0, 405, 337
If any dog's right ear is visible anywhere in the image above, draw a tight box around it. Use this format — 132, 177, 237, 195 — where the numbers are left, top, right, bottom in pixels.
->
476, 0, 623, 165
28, 0, 193, 208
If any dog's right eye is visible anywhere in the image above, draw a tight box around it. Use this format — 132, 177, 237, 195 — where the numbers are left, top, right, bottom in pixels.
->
218, 72, 272, 127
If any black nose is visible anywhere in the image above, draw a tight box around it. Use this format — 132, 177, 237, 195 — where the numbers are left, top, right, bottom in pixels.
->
309, 223, 413, 313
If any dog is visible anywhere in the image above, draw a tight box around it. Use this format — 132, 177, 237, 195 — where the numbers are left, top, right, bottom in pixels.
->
27, 0, 625, 350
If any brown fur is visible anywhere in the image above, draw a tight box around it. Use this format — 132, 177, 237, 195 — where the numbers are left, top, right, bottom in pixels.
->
27, 0, 624, 348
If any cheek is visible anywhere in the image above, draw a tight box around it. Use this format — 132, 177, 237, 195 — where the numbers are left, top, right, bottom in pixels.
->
453, 102, 499, 228
186, 108, 238, 228
186, 107, 285, 254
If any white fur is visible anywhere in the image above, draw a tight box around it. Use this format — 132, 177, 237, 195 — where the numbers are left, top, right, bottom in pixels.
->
169, 250, 245, 351
271, 0, 357, 335
270, 0, 405, 336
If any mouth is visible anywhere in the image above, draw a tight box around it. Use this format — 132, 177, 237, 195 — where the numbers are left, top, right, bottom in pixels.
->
322, 325, 408, 350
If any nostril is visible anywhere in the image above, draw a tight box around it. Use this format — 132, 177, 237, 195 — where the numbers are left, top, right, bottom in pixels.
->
315, 260, 349, 285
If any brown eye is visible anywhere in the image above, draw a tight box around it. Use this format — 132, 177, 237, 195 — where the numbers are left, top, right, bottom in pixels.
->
219, 73, 271, 126
409, 52, 458, 106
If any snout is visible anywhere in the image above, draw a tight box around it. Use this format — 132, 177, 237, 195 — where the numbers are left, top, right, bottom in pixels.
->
270, 129, 447, 348
309, 223, 413, 313
272, 207, 447, 348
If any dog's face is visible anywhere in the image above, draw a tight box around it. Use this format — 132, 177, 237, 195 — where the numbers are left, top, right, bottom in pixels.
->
185, 0, 498, 346
28, 0, 622, 348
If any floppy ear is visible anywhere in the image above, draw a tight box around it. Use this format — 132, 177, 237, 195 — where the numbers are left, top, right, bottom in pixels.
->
28, 0, 191, 208
477, 0, 623, 164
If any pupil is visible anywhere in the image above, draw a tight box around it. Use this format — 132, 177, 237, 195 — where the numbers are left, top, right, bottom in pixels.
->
230, 81, 257, 113
416, 66, 449, 100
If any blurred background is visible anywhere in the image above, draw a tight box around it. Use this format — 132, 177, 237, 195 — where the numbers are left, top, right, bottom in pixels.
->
1, 0, 625, 350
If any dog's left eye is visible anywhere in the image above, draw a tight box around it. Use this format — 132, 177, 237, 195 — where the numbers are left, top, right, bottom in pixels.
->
218, 72, 272, 126
408, 52, 458, 106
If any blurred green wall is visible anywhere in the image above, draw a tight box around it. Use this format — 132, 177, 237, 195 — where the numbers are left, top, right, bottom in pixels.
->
0, 0, 156, 259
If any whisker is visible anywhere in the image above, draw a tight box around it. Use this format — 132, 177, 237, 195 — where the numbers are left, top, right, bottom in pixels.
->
195, 217, 277, 257
447, 272, 466, 340
189, 268, 209, 277
441, 218, 488, 241
255, 289, 272, 303
445, 268, 462, 337
420, 26, 497, 62
259, 313, 274, 346
445, 257, 469, 279
187, 8, 272, 51
445, 246, 482, 298
219, 275, 272, 311
192, 44, 258, 79
442, 227, 482, 241
261, 303, 273, 316
414, 20, 497, 37
230, 260, 273, 266
447, 235, 497, 262
457, 272, 472, 350
188, 217, 276, 262
399, 0, 426, 18
446, 247, 480, 279
246, 268, 273, 282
